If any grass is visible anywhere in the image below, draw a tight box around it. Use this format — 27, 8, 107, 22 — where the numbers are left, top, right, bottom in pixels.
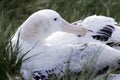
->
0, 11, 24, 80
0, 0, 120, 28
0, 0, 120, 80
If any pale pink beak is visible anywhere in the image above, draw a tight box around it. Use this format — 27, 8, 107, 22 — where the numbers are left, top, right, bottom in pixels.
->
61, 19, 87, 36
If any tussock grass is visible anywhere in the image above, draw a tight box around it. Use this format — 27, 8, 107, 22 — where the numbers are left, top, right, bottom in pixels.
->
0, 11, 23, 80
0, 0, 120, 27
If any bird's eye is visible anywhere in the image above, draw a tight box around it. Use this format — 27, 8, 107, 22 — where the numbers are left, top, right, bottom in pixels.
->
54, 18, 57, 21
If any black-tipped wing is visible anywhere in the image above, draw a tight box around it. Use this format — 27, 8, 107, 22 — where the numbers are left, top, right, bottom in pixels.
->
92, 25, 115, 41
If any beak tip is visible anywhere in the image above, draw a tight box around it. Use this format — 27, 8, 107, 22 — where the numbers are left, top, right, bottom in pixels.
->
72, 23, 87, 36
80, 27, 87, 36
84, 27, 88, 35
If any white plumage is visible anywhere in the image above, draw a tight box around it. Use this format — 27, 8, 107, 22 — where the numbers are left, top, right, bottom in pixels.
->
25, 43, 120, 80
73, 15, 120, 80
47, 15, 120, 80
12, 9, 87, 80
108, 74, 120, 80
12, 11, 120, 80
12, 9, 86, 58
47, 15, 120, 48
73, 15, 120, 49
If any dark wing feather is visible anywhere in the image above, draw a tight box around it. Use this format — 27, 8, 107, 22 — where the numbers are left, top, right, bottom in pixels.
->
92, 25, 115, 41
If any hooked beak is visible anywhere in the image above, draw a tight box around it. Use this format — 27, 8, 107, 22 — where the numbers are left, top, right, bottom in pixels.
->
61, 19, 87, 36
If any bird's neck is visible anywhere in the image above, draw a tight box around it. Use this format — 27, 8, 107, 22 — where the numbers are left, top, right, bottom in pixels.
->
14, 24, 53, 45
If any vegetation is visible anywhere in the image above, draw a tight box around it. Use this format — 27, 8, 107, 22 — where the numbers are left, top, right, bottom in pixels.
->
0, 0, 120, 28
0, 0, 120, 80
0, 12, 22, 80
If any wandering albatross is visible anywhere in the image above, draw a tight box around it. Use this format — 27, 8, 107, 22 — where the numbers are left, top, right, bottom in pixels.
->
11, 9, 87, 80
12, 9, 86, 58
12, 11, 120, 80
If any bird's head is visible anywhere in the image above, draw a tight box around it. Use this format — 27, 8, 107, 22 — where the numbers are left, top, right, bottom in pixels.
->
18, 9, 86, 42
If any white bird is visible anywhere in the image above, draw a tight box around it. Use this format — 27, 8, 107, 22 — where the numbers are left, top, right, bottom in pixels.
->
12, 9, 86, 58
12, 10, 120, 80
11, 9, 87, 80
